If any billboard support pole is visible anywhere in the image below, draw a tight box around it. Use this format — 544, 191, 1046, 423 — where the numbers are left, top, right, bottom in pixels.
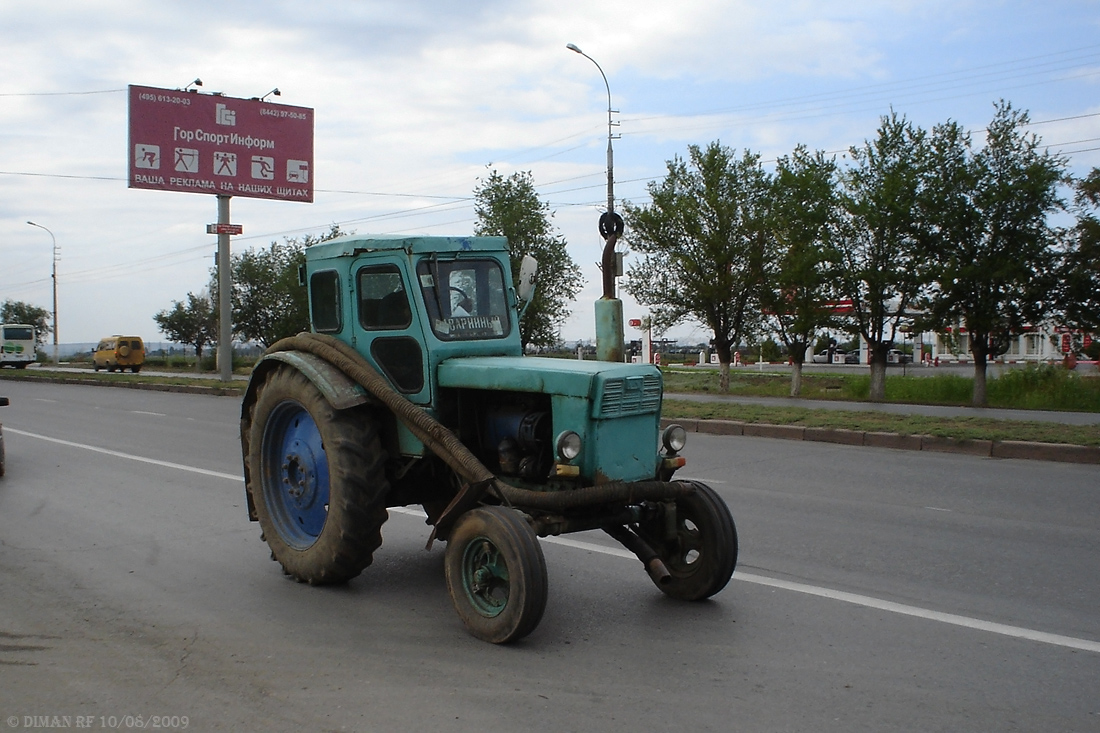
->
217, 194, 233, 383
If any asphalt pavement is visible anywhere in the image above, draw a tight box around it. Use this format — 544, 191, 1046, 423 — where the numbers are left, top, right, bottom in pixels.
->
1, 380, 1097, 731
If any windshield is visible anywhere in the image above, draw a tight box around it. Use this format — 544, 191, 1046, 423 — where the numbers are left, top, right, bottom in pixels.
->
416, 258, 510, 341
2, 326, 33, 341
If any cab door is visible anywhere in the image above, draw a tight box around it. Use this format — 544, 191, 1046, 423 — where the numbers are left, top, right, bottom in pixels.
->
351, 259, 431, 405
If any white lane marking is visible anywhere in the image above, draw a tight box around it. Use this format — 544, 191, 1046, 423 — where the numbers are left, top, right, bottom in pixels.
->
6, 427, 242, 482
736, 572, 1100, 653
925, 506, 953, 512
13, 431, 1098, 653
131, 410, 167, 417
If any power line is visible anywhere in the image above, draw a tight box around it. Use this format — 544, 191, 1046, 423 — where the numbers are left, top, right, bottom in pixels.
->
0, 88, 126, 97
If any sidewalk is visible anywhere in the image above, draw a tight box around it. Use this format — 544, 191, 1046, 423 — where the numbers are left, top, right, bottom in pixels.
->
665, 392, 1100, 426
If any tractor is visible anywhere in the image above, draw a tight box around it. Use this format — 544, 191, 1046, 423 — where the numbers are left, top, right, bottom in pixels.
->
239, 233, 737, 643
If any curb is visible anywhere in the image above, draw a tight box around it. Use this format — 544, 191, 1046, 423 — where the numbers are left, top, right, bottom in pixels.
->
0, 374, 243, 397
661, 417, 1100, 465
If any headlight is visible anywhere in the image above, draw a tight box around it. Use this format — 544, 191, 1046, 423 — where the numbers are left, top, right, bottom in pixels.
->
556, 430, 582, 461
662, 424, 687, 454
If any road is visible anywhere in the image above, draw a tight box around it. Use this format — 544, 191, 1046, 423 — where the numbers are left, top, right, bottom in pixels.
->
0, 380, 1097, 732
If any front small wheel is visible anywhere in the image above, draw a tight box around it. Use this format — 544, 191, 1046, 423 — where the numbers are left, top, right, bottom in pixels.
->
638, 481, 737, 601
444, 507, 548, 643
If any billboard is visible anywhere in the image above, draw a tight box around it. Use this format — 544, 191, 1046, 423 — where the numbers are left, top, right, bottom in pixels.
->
128, 85, 314, 203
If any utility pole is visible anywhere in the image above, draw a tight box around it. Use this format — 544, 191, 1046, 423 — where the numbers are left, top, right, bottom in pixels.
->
26, 220, 59, 364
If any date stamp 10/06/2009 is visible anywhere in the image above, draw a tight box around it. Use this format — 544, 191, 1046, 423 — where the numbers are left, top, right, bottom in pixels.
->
6, 716, 189, 730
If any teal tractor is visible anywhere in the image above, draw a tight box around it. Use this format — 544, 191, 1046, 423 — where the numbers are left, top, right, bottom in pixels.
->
240, 234, 737, 643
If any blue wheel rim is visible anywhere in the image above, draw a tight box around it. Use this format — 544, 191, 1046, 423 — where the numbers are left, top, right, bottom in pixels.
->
260, 400, 331, 550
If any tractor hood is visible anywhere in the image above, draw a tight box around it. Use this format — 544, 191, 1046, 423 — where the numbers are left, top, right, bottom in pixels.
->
438, 356, 662, 419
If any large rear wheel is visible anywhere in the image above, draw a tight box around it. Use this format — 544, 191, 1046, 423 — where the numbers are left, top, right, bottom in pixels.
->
638, 481, 737, 601
248, 366, 389, 585
444, 507, 548, 643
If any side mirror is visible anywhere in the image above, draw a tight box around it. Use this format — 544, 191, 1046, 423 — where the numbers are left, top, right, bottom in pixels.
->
517, 255, 537, 305
0, 397, 9, 407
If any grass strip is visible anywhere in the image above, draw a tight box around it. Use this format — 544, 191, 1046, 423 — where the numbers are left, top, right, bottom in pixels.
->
0, 370, 243, 392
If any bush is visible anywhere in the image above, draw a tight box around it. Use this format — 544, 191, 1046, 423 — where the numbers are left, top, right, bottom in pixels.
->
988, 363, 1100, 411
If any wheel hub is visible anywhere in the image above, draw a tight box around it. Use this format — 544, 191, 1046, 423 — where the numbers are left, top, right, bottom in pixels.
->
463, 539, 509, 616
281, 440, 321, 510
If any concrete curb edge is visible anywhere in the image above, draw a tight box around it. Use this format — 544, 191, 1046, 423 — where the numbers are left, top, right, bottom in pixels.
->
661, 417, 1100, 465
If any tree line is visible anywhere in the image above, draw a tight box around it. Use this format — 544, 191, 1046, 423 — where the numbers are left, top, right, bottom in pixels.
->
146, 99, 1098, 407
624, 101, 1097, 405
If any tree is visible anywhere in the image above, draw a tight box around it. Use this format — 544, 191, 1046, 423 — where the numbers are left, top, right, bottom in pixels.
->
761, 146, 843, 396
1058, 167, 1100, 335
473, 169, 583, 349
836, 112, 927, 401
916, 103, 1066, 405
226, 225, 345, 348
625, 142, 771, 392
1, 300, 51, 345
153, 292, 217, 371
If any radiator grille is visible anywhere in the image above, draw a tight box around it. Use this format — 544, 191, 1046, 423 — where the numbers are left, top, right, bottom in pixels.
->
598, 374, 661, 417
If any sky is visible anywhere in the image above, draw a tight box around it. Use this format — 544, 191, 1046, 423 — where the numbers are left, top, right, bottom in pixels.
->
2, 1, 1099, 349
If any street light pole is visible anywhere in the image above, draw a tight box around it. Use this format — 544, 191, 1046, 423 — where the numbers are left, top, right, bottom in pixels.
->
26, 220, 59, 365
567, 43, 625, 363
566, 43, 616, 215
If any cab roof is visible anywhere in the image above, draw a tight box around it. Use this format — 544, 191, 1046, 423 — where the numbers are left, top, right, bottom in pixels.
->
307, 234, 509, 262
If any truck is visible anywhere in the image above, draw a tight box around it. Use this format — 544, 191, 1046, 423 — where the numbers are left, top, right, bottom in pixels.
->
0, 324, 36, 368
239, 233, 738, 643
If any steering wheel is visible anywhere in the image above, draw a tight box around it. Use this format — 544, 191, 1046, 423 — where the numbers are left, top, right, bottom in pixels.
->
448, 286, 473, 314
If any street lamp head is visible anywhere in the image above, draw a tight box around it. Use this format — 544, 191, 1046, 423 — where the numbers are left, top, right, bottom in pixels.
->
566, 43, 583, 54
253, 88, 281, 102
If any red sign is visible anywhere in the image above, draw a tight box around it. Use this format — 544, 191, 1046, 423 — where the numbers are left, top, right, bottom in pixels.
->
628, 319, 642, 327
128, 85, 314, 203
206, 223, 243, 235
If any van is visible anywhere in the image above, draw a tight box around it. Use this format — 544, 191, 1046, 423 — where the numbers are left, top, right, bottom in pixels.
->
93, 336, 145, 373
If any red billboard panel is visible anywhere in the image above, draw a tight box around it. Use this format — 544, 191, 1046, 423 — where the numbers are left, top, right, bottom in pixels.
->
128, 85, 314, 203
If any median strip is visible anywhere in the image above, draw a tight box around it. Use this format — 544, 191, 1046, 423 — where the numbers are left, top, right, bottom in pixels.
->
661, 417, 1100, 464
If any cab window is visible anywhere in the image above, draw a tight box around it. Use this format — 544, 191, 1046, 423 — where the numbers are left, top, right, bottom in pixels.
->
310, 270, 342, 333
416, 258, 510, 341
358, 265, 411, 331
